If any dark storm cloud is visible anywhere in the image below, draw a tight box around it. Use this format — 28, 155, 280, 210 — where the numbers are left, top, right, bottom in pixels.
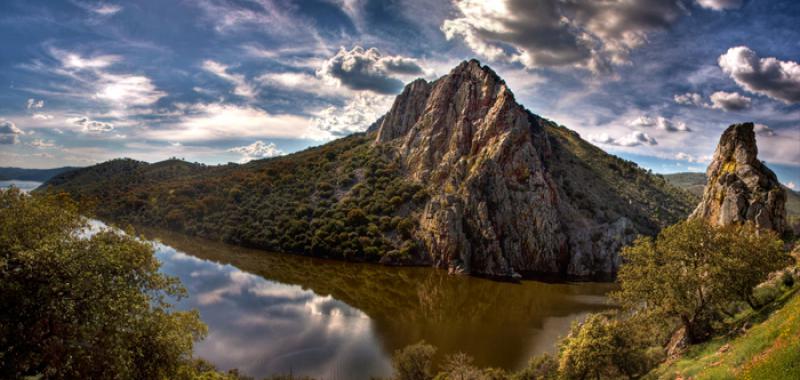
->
317, 46, 423, 94
442, 0, 691, 72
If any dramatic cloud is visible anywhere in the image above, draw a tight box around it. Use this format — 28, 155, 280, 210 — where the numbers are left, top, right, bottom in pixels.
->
306, 94, 392, 139
708, 91, 752, 111
202, 60, 257, 99
718, 46, 800, 104
26, 98, 44, 109
590, 130, 657, 147
674, 92, 705, 107
629, 116, 690, 132
697, 0, 743, 11
317, 46, 423, 94
442, 0, 688, 72
69, 116, 114, 133
45, 49, 166, 107
0, 120, 24, 144
228, 141, 284, 163
754, 123, 776, 136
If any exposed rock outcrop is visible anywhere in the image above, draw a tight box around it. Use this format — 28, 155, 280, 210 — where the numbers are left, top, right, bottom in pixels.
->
374, 60, 692, 277
691, 123, 786, 233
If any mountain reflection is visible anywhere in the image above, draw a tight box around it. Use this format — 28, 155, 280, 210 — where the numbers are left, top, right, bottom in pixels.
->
146, 227, 614, 379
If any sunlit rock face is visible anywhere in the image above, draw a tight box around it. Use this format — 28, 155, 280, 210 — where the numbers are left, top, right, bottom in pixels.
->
691, 123, 786, 233
374, 60, 647, 278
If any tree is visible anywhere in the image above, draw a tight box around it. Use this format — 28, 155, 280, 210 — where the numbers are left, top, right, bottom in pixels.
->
612, 219, 786, 343
0, 189, 206, 379
392, 341, 437, 380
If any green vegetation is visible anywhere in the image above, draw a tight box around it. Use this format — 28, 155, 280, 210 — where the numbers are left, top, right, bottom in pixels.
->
545, 124, 695, 235
40, 133, 428, 264
0, 189, 211, 378
386, 220, 797, 380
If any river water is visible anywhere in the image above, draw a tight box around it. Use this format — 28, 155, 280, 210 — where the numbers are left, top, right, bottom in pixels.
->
140, 227, 615, 379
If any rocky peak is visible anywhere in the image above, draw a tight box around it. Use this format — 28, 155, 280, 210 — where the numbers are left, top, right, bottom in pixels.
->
691, 122, 786, 233
372, 60, 648, 278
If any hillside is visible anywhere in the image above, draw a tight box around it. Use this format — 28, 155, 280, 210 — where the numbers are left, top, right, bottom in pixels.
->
648, 286, 800, 379
665, 172, 800, 217
40, 60, 695, 279
0, 166, 78, 182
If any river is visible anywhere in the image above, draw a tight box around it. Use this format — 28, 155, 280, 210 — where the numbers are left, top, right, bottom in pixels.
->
140, 227, 615, 379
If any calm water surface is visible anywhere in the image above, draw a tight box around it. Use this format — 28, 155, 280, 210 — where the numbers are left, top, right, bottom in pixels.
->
140, 227, 614, 379
0, 180, 42, 192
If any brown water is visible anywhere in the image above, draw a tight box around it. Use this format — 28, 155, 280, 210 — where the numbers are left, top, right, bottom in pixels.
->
145, 227, 615, 379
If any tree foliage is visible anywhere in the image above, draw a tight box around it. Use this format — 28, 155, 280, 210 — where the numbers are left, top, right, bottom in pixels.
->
612, 219, 787, 343
0, 188, 206, 379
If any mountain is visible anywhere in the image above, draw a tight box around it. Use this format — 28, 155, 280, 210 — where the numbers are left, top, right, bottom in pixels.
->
39, 60, 694, 279
690, 123, 786, 233
0, 166, 78, 182
665, 172, 800, 218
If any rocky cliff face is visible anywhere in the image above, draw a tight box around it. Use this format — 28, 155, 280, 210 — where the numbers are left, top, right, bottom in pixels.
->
374, 60, 691, 277
691, 123, 786, 233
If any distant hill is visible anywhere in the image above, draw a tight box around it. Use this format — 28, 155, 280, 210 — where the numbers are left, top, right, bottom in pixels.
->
40, 60, 695, 279
665, 172, 800, 217
0, 167, 79, 182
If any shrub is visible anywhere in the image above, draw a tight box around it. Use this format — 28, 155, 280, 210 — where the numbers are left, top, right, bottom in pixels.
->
393, 341, 437, 380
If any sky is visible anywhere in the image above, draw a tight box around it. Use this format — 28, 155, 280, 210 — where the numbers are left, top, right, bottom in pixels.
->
0, 0, 798, 187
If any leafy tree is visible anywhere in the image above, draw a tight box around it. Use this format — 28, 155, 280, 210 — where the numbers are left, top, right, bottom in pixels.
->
612, 219, 786, 343
512, 354, 557, 380
0, 189, 206, 379
392, 341, 437, 380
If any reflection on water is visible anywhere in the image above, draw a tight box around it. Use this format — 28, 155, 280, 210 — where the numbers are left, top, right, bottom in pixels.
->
0, 180, 42, 192
146, 227, 615, 379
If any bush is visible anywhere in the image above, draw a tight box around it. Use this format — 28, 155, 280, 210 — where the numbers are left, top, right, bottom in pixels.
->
393, 341, 437, 380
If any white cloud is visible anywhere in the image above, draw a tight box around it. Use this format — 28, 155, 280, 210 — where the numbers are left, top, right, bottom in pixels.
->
754, 123, 776, 136
32, 113, 54, 120
26, 98, 44, 109
29, 139, 56, 148
718, 46, 800, 104
696, 0, 743, 11
228, 141, 284, 163
91, 3, 123, 15
68, 116, 114, 133
202, 60, 257, 99
43, 48, 166, 108
146, 102, 312, 142
629, 116, 690, 132
589, 130, 657, 147
786, 181, 796, 190
256, 71, 345, 98
94, 72, 166, 106
708, 91, 752, 111
317, 46, 424, 94
674, 92, 705, 107
51, 48, 119, 70
306, 94, 393, 140
675, 152, 711, 163
0, 120, 24, 144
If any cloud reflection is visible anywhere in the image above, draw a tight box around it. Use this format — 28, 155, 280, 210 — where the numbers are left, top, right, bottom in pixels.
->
156, 245, 392, 379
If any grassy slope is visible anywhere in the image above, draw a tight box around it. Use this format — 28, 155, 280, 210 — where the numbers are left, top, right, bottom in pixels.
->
648, 286, 800, 380
664, 172, 800, 217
